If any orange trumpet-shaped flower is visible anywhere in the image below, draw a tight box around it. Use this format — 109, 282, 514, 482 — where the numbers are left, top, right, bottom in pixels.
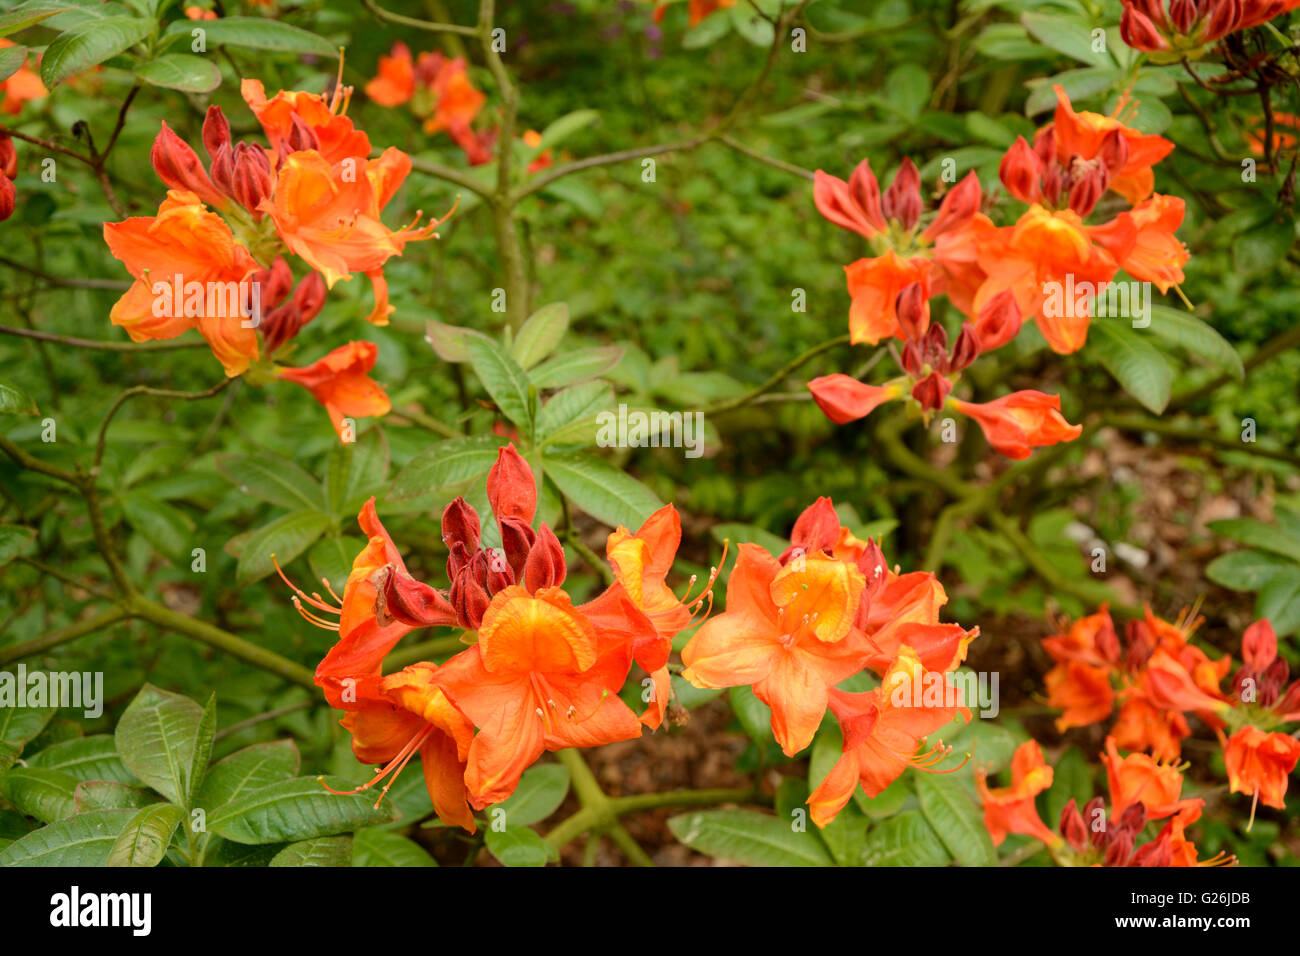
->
1224, 726, 1300, 812
1051, 87, 1174, 206
365, 42, 416, 106
976, 739, 1061, 847
263, 148, 442, 323
1045, 661, 1115, 732
808, 649, 968, 827
1102, 736, 1192, 820
681, 543, 870, 756
1089, 194, 1189, 293
279, 341, 391, 442
949, 390, 1083, 460
240, 78, 371, 165
337, 661, 476, 831
1111, 694, 1190, 763
432, 586, 643, 807
806, 375, 903, 425
103, 190, 260, 376
843, 249, 930, 346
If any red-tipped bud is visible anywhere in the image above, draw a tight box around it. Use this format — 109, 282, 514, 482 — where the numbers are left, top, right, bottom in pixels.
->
807, 375, 900, 425
858, 537, 888, 598
1060, 800, 1088, 851
523, 523, 567, 591
287, 114, 320, 154
900, 340, 924, 378
210, 142, 235, 198
1121, 7, 1171, 50
0, 134, 16, 179
949, 322, 982, 372
999, 137, 1043, 203
1130, 834, 1173, 868
498, 515, 537, 580
1276, 679, 1300, 717
485, 545, 515, 593
1067, 164, 1108, 216
202, 105, 231, 160
151, 122, 224, 207
0, 172, 13, 222
1032, 125, 1058, 166
292, 271, 328, 322
910, 371, 952, 412
1242, 619, 1277, 672
974, 289, 1023, 352
253, 256, 294, 310
487, 444, 537, 523
1203, 0, 1242, 41
880, 158, 922, 231
1085, 796, 1108, 847
1097, 128, 1130, 174
1117, 801, 1148, 835
1169, 0, 1198, 33
373, 564, 458, 628
1103, 829, 1134, 867
788, 496, 841, 556
1040, 163, 1065, 206
1097, 612, 1122, 665
441, 497, 482, 555
450, 561, 491, 629
232, 142, 273, 215
895, 281, 929, 341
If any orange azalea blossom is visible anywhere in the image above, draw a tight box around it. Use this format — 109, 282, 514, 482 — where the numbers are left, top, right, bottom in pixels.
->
278, 341, 391, 442
600, 505, 716, 729
262, 147, 447, 323
432, 586, 646, 807
1089, 194, 1189, 293
809, 648, 970, 827
681, 543, 871, 756
103, 190, 260, 376
1102, 736, 1196, 820
976, 739, 1062, 847
948, 390, 1082, 460
842, 249, 931, 346
1050, 86, 1174, 206
1112, 695, 1191, 763
807, 375, 903, 424
365, 45, 488, 157
1223, 726, 1300, 811
0, 39, 46, 115
241, 77, 371, 165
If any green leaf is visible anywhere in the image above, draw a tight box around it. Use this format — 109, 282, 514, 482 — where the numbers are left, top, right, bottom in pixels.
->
0, 6, 69, 40
270, 835, 354, 866
27, 735, 135, 783
915, 773, 995, 866
528, 346, 623, 389
729, 686, 773, 743
122, 492, 193, 565
0, 703, 56, 771
1206, 550, 1294, 592
1045, 746, 1093, 830
860, 809, 950, 866
113, 685, 214, 808
135, 53, 221, 92
235, 510, 332, 586
0, 382, 39, 415
352, 827, 437, 866
195, 739, 300, 812
208, 776, 396, 844
74, 780, 157, 811
668, 809, 834, 866
107, 803, 183, 867
467, 336, 533, 431
215, 453, 326, 511
1145, 306, 1244, 379
511, 302, 570, 370
537, 381, 613, 441
41, 16, 152, 87
543, 452, 662, 529
484, 825, 558, 867
881, 63, 930, 121
0, 767, 78, 822
1021, 11, 1113, 67
424, 319, 489, 363
387, 434, 505, 501
1258, 568, 1300, 638
0, 524, 34, 567
488, 763, 570, 827
163, 15, 338, 57
0, 44, 27, 82
0, 808, 136, 866
1208, 519, 1300, 563
1087, 320, 1172, 414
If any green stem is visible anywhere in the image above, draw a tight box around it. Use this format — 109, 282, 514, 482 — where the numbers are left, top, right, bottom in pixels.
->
697, 334, 854, 416
0, 605, 133, 665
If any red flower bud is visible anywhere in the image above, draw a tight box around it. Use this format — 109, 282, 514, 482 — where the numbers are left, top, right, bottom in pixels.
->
523, 523, 567, 591
372, 564, 457, 628
1120, 7, 1170, 51
787, 496, 841, 557
949, 322, 982, 372
895, 281, 930, 341
202, 104, 231, 160
450, 560, 491, 629
209, 142, 235, 198
1203, 0, 1242, 41
999, 137, 1043, 203
974, 288, 1023, 352
441, 497, 482, 556
487, 444, 537, 523
1084, 796, 1108, 847
899, 340, 924, 378
1242, 618, 1277, 672
1060, 799, 1088, 851
232, 142, 273, 216
1130, 834, 1173, 868
1170, 0, 1199, 33
1097, 127, 1130, 174
287, 113, 320, 154
880, 158, 922, 230
498, 514, 537, 580
910, 371, 952, 411
1103, 829, 1134, 866
151, 122, 225, 208
1067, 164, 1108, 217
293, 271, 328, 322
807, 374, 900, 425
1032, 125, 1058, 166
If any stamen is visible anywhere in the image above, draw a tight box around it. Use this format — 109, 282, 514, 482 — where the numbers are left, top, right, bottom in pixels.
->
273, 553, 342, 614
291, 596, 341, 631
321, 724, 433, 808
321, 576, 344, 604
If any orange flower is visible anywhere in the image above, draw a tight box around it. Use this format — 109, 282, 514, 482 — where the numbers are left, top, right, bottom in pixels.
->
976, 739, 1061, 847
241, 77, 371, 165
335, 661, 476, 831
948, 390, 1083, 460
263, 147, 442, 323
1102, 736, 1191, 820
974, 204, 1118, 353
843, 249, 930, 345
806, 375, 903, 424
279, 341, 391, 442
1042, 606, 1119, 668
103, 190, 260, 376
1089, 194, 1189, 293
420, 55, 485, 139
599, 504, 708, 729
365, 42, 416, 106
0, 40, 46, 115
681, 543, 871, 756
1112, 694, 1190, 763
432, 586, 643, 807
1051, 86, 1174, 206
1045, 662, 1115, 732
809, 648, 968, 826
1224, 726, 1300, 811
